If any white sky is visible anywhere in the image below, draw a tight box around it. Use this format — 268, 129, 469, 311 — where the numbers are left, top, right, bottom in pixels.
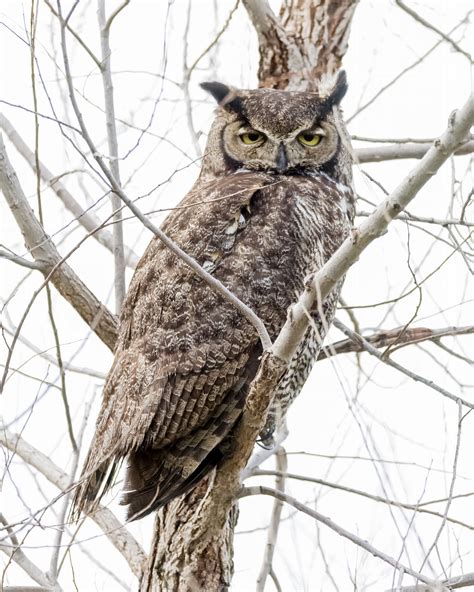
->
1, 1, 473, 590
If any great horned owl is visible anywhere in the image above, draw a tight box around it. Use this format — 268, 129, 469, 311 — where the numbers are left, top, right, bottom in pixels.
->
72, 71, 355, 521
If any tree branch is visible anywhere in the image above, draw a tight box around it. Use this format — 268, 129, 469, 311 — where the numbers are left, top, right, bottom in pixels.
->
249, 469, 473, 531
386, 571, 474, 591
98, 0, 126, 312
256, 448, 287, 592
332, 319, 473, 409
0, 248, 46, 270
0, 426, 146, 579
355, 140, 474, 163
240, 485, 436, 586
0, 114, 139, 268
0, 133, 118, 351
317, 325, 474, 360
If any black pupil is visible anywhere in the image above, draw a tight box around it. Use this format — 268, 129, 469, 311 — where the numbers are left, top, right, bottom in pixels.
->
248, 132, 260, 141
304, 133, 314, 141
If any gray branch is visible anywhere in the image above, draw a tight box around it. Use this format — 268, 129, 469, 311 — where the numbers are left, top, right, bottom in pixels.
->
0, 114, 138, 268
0, 133, 118, 351
356, 140, 474, 163
98, 0, 127, 311
0, 426, 146, 579
241, 486, 436, 586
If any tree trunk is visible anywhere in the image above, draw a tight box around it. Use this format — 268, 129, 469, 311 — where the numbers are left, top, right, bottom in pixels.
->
140, 2, 359, 590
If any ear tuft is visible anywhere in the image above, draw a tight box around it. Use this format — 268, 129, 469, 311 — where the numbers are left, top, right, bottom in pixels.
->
200, 81, 243, 114
200, 81, 231, 103
329, 70, 348, 107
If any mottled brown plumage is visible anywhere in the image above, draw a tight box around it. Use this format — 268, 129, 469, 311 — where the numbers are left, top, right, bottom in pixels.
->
72, 72, 355, 521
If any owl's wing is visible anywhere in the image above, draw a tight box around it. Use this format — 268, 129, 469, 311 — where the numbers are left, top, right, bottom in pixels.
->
72, 173, 274, 519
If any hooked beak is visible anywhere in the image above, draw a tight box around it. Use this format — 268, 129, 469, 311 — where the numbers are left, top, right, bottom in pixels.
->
276, 143, 288, 173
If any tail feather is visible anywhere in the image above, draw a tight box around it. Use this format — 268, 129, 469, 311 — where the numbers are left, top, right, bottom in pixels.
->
71, 458, 121, 520
122, 446, 224, 521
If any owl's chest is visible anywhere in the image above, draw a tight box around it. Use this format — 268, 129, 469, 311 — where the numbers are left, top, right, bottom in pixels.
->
212, 177, 352, 332
252, 179, 352, 272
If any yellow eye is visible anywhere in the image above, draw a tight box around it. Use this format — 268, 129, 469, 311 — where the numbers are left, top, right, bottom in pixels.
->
297, 132, 322, 146
240, 131, 264, 145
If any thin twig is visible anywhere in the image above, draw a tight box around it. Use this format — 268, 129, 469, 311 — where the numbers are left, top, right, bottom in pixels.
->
0, 426, 146, 578
0, 114, 139, 267
347, 11, 472, 122
395, 0, 473, 63
98, 0, 126, 312
332, 319, 473, 409
42, 0, 101, 68
256, 448, 287, 591
240, 486, 437, 586
103, 0, 130, 33
419, 401, 465, 572
249, 469, 473, 531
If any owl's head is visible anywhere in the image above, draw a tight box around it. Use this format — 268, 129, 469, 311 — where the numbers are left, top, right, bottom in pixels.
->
200, 72, 352, 185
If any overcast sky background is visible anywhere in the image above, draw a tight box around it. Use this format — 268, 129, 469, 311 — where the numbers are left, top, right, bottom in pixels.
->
1, 0, 473, 590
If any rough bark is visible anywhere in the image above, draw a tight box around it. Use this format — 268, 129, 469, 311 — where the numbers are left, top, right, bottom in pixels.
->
141, 2, 359, 590
244, 0, 359, 90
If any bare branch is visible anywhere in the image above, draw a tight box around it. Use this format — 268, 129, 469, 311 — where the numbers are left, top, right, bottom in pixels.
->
356, 210, 474, 228
0, 133, 118, 352
98, 0, 126, 312
249, 469, 473, 531
332, 319, 473, 409
103, 0, 130, 33
240, 485, 437, 587
0, 114, 139, 268
0, 248, 46, 270
0, 426, 146, 579
42, 0, 101, 68
0, 321, 106, 380
0, 513, 60, 591
256, 448, 287, 591
356, 140, 474, 163
395, 0, 473, 63
419, 401, 464, 571
318, 325, 474, 360
347, 11, 473, 123
187, 0, 240, 77
386, 571, 474, 591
